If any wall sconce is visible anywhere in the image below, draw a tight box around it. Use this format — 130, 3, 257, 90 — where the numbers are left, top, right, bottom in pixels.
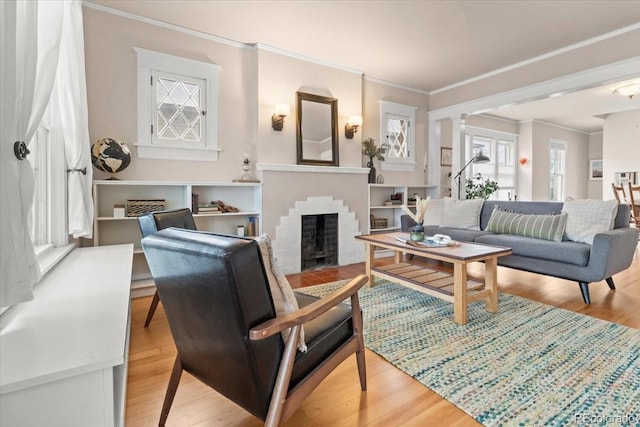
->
344, 115, 363, 139
613, 83, 640, 99
271, 104, 290, 131
519, 157, 528, 165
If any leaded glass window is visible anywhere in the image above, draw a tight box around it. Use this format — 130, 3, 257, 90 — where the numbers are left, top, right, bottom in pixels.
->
380, 101, 417, 171
155, 73, 203, 142
387, 115, 409, 159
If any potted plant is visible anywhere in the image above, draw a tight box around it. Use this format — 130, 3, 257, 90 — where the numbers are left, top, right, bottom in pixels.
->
362, 137, 388, 184
465, 173, 500, 199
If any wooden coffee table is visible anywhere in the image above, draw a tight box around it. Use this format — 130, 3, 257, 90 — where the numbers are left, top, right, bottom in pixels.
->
356, 232, 512, 324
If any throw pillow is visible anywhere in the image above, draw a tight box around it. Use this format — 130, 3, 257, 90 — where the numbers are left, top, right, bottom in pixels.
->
562, 199, 618, 245
486, 207, 568, 242
255, 234, 307, 352
423, 198, 444, 226
439, 197, 484, 230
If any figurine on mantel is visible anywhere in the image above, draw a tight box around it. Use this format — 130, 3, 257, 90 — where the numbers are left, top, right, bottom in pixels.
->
233, 154, 260, 183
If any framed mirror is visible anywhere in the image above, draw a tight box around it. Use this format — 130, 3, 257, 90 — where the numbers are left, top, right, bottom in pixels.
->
296, 92, 339, 166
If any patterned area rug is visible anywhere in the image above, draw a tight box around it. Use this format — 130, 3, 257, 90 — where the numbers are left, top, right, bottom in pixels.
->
298, 278, 640, 426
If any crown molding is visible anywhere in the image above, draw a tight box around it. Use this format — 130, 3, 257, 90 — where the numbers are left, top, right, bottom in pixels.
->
83, 1, 248, 49
431, 22, 640, 95
364, 75, 430, 95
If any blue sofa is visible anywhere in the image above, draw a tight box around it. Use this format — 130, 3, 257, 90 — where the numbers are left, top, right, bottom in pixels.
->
401, 201, 639, 304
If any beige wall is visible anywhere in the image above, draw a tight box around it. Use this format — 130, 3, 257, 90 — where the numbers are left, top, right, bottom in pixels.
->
256, 49, 363, 167
362, 79, 429, 185
528, 121, 589, 201
84, 7, 254, 182
602, 109, 640, 197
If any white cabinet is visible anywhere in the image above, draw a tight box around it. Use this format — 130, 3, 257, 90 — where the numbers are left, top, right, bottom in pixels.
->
0, 245, 133, 427
93, 181, 262, 291
367, 184, 438, 234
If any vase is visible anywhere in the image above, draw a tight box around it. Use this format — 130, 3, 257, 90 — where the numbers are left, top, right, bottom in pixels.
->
409, 223, 425, 241
367, 160, 376, 184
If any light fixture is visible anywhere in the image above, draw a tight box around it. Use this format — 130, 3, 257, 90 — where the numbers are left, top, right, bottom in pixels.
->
271, 104, 290, 131
613, 83, 640, 99
344, 115, 363, 139
453, 150, 491, 199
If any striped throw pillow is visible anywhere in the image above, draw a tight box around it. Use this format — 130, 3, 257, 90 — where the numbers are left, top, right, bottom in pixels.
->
486, 207, 568, 242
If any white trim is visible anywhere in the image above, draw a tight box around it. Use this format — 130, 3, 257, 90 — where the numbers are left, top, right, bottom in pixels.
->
255, 43, 364, 76
134, 144, 222, 161
363, 75, 430, 95
380, 101, 418, 172
134, 47, 220, 161
466, 125, 519, 138
431, 23, 640, 94
429, 56, 640, 121
519, 119, 590, 135
256, 163, 368, 174
82, 2, 247, 49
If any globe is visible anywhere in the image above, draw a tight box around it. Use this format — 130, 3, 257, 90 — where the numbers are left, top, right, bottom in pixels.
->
91, 137, 131, 177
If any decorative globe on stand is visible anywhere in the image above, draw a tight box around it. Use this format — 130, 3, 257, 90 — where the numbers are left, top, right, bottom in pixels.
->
91, 137, 131, 179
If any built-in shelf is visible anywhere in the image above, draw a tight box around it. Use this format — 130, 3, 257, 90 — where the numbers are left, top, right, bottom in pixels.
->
93, 180, 262, 292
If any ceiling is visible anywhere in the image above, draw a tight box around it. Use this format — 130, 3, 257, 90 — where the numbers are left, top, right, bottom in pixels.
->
92, 0, 640, 132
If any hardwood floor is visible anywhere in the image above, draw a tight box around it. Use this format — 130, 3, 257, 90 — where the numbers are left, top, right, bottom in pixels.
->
126, 243, 639, 426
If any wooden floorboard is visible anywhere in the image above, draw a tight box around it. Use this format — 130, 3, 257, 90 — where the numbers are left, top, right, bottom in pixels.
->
125, 244, 640, 426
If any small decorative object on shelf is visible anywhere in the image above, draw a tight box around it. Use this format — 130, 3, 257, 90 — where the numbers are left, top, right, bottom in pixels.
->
376, 174, 384, 184
362, 137, 388, 184
113, 204, 125, 218
91, 137, 131, 179
233, 154, 260, 183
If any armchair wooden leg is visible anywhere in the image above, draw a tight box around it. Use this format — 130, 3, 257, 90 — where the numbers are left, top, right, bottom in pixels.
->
351, 293, 367, 391
145, 291, 161, 328
265, 325, 302, 427
159, 357, 183, 427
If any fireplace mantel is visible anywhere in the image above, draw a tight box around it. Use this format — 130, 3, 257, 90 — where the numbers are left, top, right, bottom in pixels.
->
257, 163, 368, 174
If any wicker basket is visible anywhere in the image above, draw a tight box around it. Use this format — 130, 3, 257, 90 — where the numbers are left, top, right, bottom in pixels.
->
126, 199, 166, 217
371, 218, 388, 229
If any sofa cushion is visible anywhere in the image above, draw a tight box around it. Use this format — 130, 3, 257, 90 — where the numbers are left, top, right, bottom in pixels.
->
423, 198, 444, 226
562, 199, 618, 244
475, 234, 591, 266
486, 207, 568, 242
439, 198, 484, 230
256, 234, 306, 352
480, 201, 563, 230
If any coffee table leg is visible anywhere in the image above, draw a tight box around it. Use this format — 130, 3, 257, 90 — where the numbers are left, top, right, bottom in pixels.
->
485, 257, 498, 313
365, 243, 375, 287
453, 262, 467, 325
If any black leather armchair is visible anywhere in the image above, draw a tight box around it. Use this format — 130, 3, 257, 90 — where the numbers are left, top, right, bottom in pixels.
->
137, 208, 197, 327
141, 228, 367, 426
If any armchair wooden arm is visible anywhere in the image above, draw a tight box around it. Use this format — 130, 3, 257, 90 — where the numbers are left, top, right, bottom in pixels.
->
249, 274, 368, 340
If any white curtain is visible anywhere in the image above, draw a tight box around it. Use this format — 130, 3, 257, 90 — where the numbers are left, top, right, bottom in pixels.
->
57, 0, 93, 238
0, 0, 92, 307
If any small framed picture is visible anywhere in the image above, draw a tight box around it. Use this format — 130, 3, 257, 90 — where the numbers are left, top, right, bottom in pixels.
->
589, 159, 603, 180
440, 147, 452, 166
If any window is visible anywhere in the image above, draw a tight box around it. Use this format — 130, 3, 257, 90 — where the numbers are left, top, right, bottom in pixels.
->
465, 127, 518, 200
135, 48, 220, 161
549, 139, 566, 202
379, 101, 417, 171
27, 87, 70, 270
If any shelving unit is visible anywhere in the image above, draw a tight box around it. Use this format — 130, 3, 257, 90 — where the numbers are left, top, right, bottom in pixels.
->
93, 180, 262, 291
367, 184, 438, 256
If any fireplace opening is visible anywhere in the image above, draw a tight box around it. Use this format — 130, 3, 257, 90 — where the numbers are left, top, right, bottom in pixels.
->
301, 214, 338, 271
